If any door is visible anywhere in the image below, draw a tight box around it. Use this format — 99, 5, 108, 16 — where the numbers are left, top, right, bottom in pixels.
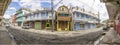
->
59, 21, 68, 30
35, 22, 41, 30
75, 22, 80, 30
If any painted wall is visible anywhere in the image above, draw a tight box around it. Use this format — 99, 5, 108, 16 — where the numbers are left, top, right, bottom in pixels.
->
73, 11, 98, 30
16, 11, 23, 26
26, 11, 53, 21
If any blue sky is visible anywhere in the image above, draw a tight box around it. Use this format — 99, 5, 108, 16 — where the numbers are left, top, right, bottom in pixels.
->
4, 0, 51, 18
4, 0, 109, 21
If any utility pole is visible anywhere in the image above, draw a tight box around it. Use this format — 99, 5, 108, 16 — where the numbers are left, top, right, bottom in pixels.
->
51, 0, 54, 31
98, 12, 101, 27
69, 4, 73, 31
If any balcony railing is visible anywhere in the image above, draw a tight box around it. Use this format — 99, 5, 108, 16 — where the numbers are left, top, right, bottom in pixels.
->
24, 16, 53, 21
57, 16, 71, 21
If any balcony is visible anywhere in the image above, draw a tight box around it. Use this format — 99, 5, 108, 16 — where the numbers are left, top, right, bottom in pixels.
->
57, 16, 71, 21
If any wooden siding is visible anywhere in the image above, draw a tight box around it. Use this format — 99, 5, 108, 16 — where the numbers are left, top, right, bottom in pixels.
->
57, 16, 71, 21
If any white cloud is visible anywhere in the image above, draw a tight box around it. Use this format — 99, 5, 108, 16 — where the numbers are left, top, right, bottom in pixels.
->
12, 0, 19, 2
18, 0, 42, 11
9, 7, 17, 11
3, 14, 10, 19
19, 0, 32, 7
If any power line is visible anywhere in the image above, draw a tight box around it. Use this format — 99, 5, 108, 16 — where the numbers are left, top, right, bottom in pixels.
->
53, 0, 63, 8
77, 0, 95, 11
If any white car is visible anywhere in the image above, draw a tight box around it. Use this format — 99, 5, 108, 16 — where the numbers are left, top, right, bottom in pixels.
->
5, 24, 10, 28
22, 25, 30, 29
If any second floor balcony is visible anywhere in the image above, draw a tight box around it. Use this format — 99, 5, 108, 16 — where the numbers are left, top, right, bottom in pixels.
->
24, 15, 54, 21
57, 16, 71, 21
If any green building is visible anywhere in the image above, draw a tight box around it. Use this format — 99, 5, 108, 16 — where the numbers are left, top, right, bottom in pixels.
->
15, 8, 31, 26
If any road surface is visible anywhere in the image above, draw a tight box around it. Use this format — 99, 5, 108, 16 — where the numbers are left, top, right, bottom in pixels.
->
0, 26, 16, 45
6, 26, 104, 45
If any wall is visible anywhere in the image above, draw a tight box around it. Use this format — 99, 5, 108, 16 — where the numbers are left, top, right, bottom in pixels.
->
73, 11, 98, 30
25, 11, 53, 21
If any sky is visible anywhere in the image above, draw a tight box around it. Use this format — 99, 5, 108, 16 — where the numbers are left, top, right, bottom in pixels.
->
3, 0, 109, 21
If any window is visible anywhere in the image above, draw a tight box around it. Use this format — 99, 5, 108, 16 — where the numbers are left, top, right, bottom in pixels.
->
37, 14, 39, 18
31, 15, 33, 19
81, 13, 84, 18
49, 12, 52, 16
46, 22, 50, 27
90, 17, 92, 21
60, 14, 68, 16
80, 24, 84, 28
39, 13, 41, 17
61, 7, 65, 11
35, 14, 37, 19
26, 16, 28, 19
73, 12, 76, 17
46, 12, 48, 16
46, 24, 50, 27
33, 14, 35, 19
41, 12, 45, 16
86, 15, 89, 19
76, 12, 80, 17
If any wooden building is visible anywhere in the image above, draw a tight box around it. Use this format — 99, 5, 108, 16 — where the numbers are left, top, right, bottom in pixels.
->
56, 5, 71, 31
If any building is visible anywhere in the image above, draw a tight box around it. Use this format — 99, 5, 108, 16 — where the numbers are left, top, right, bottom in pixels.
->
20, 5, 99, 31
72, 7, 99, 30
0, 0, 11, 22
101, 0, 120, 34
15, 8, 31, 26
10, 15, 16, 26
23, 9, 55, 30
56, 5, 71, 31
15, 10, 24, 26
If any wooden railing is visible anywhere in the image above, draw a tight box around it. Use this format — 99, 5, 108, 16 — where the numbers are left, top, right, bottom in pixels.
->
57, 16, 71, 21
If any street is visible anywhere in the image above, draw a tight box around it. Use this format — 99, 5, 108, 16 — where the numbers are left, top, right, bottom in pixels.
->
5, 26, 104, 45
1, 0, 120, 45
0, 26, 16, 45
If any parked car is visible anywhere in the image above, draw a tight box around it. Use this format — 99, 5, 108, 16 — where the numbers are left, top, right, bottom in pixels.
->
103, 26, 110, 31
5, 24, 10, 28
22, 25, 30, 29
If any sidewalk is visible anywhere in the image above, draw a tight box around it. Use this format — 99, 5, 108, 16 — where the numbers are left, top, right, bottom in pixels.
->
11, 26, 103, 37
0, 26, 16, 45
100, 28, 120, 44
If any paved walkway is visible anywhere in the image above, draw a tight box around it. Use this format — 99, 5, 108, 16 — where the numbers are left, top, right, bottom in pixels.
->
100, 28, 120, 44
11, 26, 103, 37
0, 26, 16, 45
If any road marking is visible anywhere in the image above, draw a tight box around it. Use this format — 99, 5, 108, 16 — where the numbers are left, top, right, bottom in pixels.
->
94, 35, 105, 45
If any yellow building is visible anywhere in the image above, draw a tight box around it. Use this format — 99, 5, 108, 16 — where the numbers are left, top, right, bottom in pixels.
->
56, 5, 71, 31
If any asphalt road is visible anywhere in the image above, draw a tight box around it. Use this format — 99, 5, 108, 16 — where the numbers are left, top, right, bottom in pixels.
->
6, 27, 104, 45
0, 26, 16, 45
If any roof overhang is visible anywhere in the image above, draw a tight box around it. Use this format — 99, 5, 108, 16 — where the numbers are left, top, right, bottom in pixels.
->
101, 0, 120, 21
0, 0, 11, 19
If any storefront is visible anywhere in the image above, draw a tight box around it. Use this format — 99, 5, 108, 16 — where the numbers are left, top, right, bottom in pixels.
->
57, 21, 70, 31
40, 20, 52, 30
